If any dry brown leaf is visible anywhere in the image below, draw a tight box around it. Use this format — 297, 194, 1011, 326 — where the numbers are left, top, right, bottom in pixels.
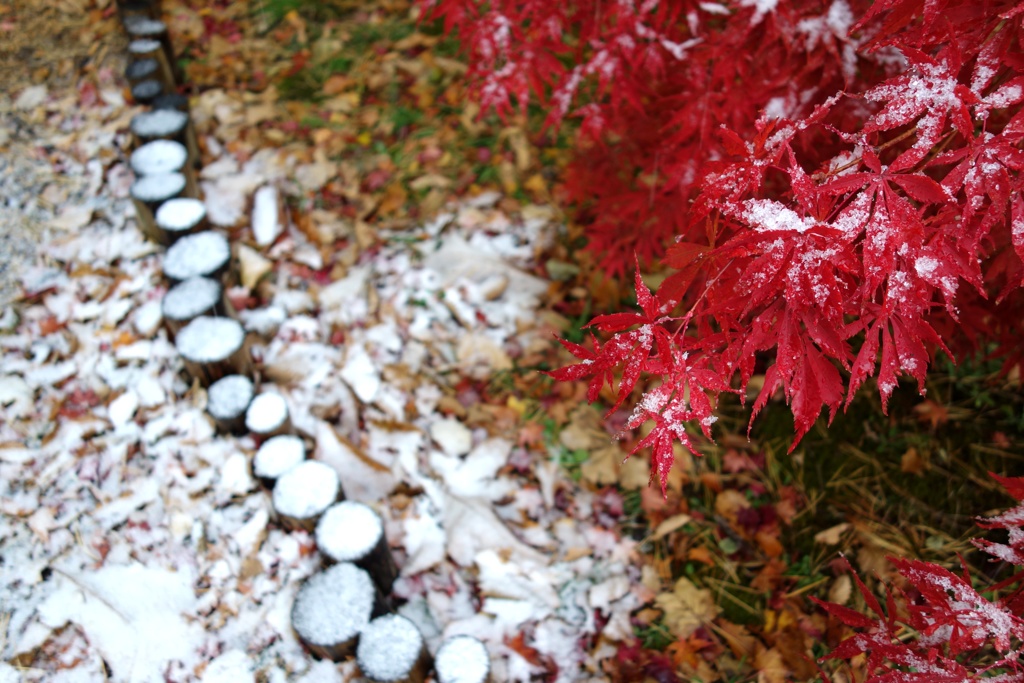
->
655, 577, 721, 639
580, 445, 621, 486
813, 522, 850, 545
900, 447, 928, 475
653, 513, 692, 540
754, 646, 788, 683
828, 574, 852, 605
714, 489, 750, 526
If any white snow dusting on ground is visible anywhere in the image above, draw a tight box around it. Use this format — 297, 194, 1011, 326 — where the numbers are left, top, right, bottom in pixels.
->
0, 82, 643, 682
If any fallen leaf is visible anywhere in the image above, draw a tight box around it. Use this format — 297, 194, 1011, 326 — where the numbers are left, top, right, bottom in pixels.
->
900, 447, 928, 475
653, 514, 692, 540
655, 577, 721, 639
828, 574, 852, 605
813, 522, 850, 546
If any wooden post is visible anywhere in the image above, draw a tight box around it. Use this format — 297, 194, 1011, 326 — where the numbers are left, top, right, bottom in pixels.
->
130, 79, 164, 105
124, 17, 179, 84
434, 636, 491, 683
272, 460, 341, 532
130, 140, 198, 201
175, 316, 252, 387
128, 38, 175, 90
162, 276, 228, 339
315, 502, 398, 596
131, 110, 196, 168
356, 615, 432, 683
291, 563, 384, 661
206, 374, 254, 435
125, 58, 160, 87
117, 0, 161, 24
163, 231, 233, 283
152, 93, 202, 169
130, 172, 186, 243
245, 392, 292, 439
155, 198, 207, 243
253, 435, 306, 488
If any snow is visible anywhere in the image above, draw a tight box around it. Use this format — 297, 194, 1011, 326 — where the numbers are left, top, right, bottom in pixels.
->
430, 418, 473, 457
357, 615, 423, 682
162, 276, 221, 321
272, 460, 339, 520
742, 198, 816, 233
245, 392, 289, 433
254, 435, 306, 480
131, 140, 188, 176
163, 230, 230, 280
207, 374, 254, 420
36, 564, 203, 683
291, 563, 375, 647
156, 198, 206, 232
315, 501, 382, 562
252, 185, 282, 246
435, 635, 490, 683
131, 109, 188, 138
176, 316, 244, 362
131, 172, 185, 202
128, 38, 162, 55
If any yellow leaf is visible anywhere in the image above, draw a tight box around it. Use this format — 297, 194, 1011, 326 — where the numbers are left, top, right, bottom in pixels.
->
655, 577, 721, 639
356, 131, 372, 146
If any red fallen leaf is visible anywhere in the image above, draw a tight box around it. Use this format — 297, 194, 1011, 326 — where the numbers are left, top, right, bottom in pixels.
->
504, 632, 543, 666
363, 169, 392, 193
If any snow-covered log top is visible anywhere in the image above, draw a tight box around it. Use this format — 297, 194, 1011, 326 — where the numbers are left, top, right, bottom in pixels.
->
356, 615, 426, 683
272, 460, 339, 521
124, 16, 166, 37
128, 38, 162, 55
175, 316, 245, 364
131, 109, 187, 138
253, 435, 305, 480
131, 79, 163, 104
125, 59, 158, 83
315, 501, 383, 564
291, 563, 376, 655
245, 392, 289, 435
435, 636, 490, 683
130, 172, 185, 203
163, 231, 230, 281
155, 198, 205, 234
161, 277, 221, 323
131, 140, 187, 176
206, 374, 254, 422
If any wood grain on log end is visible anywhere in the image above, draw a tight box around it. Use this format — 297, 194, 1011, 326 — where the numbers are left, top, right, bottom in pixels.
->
291, 563, 382, 662
356, 615, 431, 683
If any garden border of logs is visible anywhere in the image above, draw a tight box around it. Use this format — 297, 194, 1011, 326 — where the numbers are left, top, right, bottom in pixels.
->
114, 2, 491, 681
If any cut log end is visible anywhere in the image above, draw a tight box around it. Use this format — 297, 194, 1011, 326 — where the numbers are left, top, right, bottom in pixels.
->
162, 276, 224, 337
175, 316, 250, 387
316, 502, 397, 595
163, 231, 231, 283
130, 172, 186, 243
434, 636, 491, 683
291, 562, 381, 662
125, 58, 159, 86
356, 615, 430, 683
155, 198, 206, 242
245, 392, 291, 438
206, 374, 254, 434
253, 434, 306, 486
130, 79, 164, 105
272, 460, 340, 532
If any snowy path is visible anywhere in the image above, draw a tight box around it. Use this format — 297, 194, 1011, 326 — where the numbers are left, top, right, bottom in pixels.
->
0, 84, 645, 683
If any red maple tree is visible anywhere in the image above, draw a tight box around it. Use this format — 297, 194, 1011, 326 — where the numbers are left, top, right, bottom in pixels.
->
423, 0, 1024, 493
